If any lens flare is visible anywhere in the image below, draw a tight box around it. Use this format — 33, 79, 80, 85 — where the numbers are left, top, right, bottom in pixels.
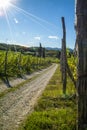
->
0, 0, 12, 16
0, 0, 11, 8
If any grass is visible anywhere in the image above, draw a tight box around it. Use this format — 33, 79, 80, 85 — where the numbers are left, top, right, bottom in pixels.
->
18, 65, 77, 130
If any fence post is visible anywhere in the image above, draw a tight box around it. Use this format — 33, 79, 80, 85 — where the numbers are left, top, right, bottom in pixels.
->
75, 0, 87, 129
17, 52, 22, 77
4, 50, 8, 77
61, 17, 67, 94
4, 50, 11, 87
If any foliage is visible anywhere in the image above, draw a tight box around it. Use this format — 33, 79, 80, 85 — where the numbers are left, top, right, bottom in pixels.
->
0, 43, 60, 58
0, 50, 58, 78
67, 49, 77, 80
46, 50, 61, 58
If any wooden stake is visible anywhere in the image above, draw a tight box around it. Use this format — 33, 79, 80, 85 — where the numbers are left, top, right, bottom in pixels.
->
75, 0, 87, 129
61, 17, 67, 94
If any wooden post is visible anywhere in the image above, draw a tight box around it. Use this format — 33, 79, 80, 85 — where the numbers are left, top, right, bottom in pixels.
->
43, 48, 45, 58
17, 52, 22, 77
75, 0, 87, 129
66, 63, 76, 87
4, 50, 11, 87
4, 50, 8, 77
61, 17, 67, 94
39, 43, 42, 57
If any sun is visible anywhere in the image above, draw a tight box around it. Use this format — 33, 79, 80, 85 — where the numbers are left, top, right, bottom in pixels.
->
0, 0, 13, 16
0, 0, 11, 9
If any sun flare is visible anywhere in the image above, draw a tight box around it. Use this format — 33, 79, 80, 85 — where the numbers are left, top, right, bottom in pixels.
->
0, 0, 14, 16
0, 0, 11, 9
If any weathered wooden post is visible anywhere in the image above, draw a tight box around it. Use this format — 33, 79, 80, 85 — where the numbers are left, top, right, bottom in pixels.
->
4, 49, 11, 87
39, 43, 42, 57
61, 17, 67, 94
17, 52, 22, 77
38, 43, 43, 66
75, 0, 87, 129
4, 50, 8, 77
43, 47, 45, 58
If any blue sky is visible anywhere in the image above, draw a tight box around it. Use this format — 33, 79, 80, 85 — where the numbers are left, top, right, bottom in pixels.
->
0, 0, 75, 48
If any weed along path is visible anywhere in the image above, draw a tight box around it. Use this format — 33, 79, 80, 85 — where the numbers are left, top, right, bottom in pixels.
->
0, 64, 58, 130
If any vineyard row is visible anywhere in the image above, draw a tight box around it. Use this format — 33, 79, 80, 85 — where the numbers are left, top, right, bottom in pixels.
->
0, 50, 56, 78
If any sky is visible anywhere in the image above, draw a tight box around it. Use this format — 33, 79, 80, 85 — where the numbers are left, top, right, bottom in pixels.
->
0, 0, 76, 48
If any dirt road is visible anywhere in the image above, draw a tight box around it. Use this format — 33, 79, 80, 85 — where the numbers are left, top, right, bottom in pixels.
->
0, 64, 58, 130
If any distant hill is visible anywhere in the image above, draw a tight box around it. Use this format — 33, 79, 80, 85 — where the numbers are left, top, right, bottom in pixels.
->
45, 47, 73, 52
46, 47, 61, 51
0, 43, 73, 58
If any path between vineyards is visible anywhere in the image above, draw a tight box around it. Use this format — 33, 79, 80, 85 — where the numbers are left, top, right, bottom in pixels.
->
0, 64, 58, 130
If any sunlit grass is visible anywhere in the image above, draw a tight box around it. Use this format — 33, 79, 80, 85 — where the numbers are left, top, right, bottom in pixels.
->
18, 65, 77, 130
20, 109, 76, 130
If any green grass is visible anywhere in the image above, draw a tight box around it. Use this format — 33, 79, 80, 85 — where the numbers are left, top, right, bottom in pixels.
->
18, 65, 77, 130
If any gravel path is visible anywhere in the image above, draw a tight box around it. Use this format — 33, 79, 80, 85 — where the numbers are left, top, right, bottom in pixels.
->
0, 64, 58, 130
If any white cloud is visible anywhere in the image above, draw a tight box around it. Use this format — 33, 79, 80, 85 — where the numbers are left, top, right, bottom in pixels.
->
14, 18, 19, 24
34, 36, 41, 40
48, 36, 59, 40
